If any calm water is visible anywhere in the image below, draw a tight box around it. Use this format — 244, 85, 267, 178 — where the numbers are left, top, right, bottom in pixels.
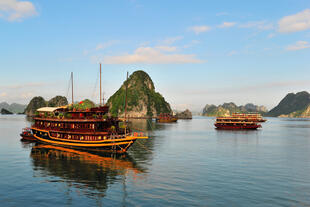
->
1, 115, 310, 206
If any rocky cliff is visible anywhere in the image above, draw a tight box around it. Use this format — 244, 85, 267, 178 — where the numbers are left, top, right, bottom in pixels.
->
267, 91, 310, 117
202, 102, 267, 117
25, 96, 68, 116
107, 70, 172, 118
48, 96, 68, 107
176, 109, 192, 119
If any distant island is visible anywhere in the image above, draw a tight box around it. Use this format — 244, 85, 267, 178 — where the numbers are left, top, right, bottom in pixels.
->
201, 91, 310, 118
24, 71, 172, 119
0, 102, 26, 114
1, 108, 13, 115
21, 77, 310, 119
176, 109, 192, 119
202, 103, 267, 117
267, 91, 310, 118
107, 70, 172, 118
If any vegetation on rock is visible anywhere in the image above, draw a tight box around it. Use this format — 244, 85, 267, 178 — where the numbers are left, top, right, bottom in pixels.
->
48, 96, 68, 107
279, 105, 310, 118
70, 99, 95, 110
107, 70, 172, 118
267, 91, 310, 117
25, 96, 47, 116
202, 102, 267, 117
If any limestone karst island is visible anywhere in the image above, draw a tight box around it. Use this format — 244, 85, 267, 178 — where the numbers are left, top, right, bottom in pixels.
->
1, 1, 310, 206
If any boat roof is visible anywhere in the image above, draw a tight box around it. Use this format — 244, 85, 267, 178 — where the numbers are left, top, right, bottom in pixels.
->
37, 106, 65, 112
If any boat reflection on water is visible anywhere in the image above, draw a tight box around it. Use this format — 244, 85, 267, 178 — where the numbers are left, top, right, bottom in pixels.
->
30, 143, 146, 198
20, 139, 36, 149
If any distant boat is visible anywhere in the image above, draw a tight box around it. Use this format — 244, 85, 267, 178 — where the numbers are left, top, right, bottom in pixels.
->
20, 127, 36, 141
214, 113, 266, 130
231, 112, 267, 122
156, 113, 178, 123
30, 64, 148, 153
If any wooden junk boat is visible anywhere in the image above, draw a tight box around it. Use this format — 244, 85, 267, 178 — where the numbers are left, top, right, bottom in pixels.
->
156, 113, 178, 123
30, 64, 147, 153
215, 113, 266, 130
20, 127, 36, 141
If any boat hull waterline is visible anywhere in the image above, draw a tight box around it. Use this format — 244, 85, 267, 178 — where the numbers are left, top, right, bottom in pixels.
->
214, 123, 261, 130
20, 133, 37, 141
32, 128, 147, 153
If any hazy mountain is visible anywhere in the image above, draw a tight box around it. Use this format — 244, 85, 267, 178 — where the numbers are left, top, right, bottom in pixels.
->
0, 102, 27, 114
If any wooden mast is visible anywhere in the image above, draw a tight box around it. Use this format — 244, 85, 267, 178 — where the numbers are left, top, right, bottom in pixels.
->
100, 63, 102, 106
71, 72, 74, 105
124, 71, 128, 134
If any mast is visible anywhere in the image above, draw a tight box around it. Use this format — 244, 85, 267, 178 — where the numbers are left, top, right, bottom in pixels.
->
71, 72, 74, 105
100, 63, 102, 106
125, 71, 129, 134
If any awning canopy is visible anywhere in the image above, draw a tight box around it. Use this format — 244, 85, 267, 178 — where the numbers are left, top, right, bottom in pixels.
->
37, 107, 62, 113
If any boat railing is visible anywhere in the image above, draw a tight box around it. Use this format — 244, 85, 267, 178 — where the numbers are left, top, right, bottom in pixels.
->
131, 131, 145, 137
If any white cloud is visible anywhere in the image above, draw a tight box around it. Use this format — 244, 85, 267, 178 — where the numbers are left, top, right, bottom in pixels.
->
160, 36, 183, 45
218, 22, 236, 28
96, 46, 203, 64
0, 0, 37, 21
155, 45, 177, 52
96, 40, 119, 50
188, 25, 211, 34
183, 40, 200, 48
278, 9, 310, 33
285, 41, 310, 51
239, 21, 273, 30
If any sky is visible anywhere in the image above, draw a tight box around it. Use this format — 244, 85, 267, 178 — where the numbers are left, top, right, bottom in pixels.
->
0, 0, 310, 111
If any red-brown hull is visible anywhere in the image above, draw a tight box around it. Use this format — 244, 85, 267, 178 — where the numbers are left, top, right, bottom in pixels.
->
214, 124, 261, 130
20, 133, 37, 141
156, 118, 178, 123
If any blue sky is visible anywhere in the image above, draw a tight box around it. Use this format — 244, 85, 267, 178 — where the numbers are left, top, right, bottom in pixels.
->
0, 0, 310, 111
